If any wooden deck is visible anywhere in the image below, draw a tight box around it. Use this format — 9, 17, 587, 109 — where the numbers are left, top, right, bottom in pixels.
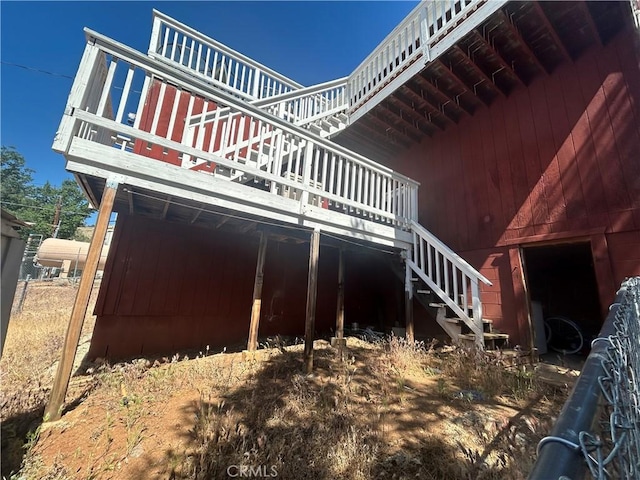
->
55, 29, 419, 249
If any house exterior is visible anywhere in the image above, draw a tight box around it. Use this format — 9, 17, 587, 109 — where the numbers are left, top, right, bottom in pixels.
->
53, 1, 640, 360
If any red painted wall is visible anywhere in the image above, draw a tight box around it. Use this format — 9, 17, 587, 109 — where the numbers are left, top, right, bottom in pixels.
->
132, 81, 269, 174
90, 215, 402, 359
391, 28, 640, 345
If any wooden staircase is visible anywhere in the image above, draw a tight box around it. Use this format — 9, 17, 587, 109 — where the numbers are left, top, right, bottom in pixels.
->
389, 255, 509, 349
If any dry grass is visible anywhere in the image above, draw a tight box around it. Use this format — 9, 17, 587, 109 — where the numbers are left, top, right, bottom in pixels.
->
1, 281, 99, 478
1, 281, 97, 398
1, 285, 569, 480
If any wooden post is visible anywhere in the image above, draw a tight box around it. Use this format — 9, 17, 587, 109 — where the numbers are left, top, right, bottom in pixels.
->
335, 248, 345, 339
304, 229, 320, 374
330, 248, 346, 359
405, 258, 415, 343
44, 181, 117, 422
247, 232, 268, 352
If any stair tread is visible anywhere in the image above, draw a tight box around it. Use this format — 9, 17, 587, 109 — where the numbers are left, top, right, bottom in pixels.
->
458, 332, 509, 340
429, 302, 446, 308
444, 317, 493, 324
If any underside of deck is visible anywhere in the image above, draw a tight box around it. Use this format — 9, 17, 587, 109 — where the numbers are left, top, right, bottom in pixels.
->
65, 143, 412, 250
337, 0, 633, 162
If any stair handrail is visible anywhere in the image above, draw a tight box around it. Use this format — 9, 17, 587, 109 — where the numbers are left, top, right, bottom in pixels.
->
410, 220, 491, 286
188, 77, 348, 128
408, 220, 491, 347
252, 77, 348, 108
149, 10, 303, 101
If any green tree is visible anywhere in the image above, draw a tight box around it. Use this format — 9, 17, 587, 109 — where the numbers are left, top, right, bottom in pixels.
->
1, 146, 34, 208
1, 146, 93, 239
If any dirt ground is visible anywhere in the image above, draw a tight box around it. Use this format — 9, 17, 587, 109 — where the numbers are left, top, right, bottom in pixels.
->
1, 283, 570, 480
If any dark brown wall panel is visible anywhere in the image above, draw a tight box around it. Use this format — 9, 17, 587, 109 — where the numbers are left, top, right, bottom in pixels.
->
91, 215, 402, 359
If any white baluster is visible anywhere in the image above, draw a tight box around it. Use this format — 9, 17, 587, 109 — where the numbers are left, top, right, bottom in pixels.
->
96, 58, 118, 117
188, 39, 195, 68
179, 35, 187, 65
115, 65, 134, 124
149, 82, 166, 135
133, 74, 150, 130
166, 88, 183, 142
170, 31, 178, 61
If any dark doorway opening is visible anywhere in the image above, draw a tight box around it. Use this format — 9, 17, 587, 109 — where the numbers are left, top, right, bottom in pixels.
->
522, 241, 602, 355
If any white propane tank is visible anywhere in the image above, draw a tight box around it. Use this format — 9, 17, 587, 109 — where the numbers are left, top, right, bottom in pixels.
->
36, 238, 109, 270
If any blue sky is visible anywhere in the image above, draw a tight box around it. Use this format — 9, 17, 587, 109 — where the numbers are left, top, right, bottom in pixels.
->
1, 1, 418, 196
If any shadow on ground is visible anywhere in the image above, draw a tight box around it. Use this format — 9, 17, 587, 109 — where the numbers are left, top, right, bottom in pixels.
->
121, 343, 546, 480
1, 385, 93, 478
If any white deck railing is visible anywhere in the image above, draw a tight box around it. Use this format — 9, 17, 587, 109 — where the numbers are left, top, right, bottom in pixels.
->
54, 30, 419, 229
347, 0, 503, 116
255, 77, 348, 127
148, 10, 303, 101
188, 77, 348, 130
407, 220, 492, 347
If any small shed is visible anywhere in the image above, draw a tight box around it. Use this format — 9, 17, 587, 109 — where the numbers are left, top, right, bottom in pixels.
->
1, 208, 28, 355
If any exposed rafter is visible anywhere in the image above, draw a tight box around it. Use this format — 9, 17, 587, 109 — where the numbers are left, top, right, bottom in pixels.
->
575, 1, 603, 48
336, 125, 401, 159
413, 73, 472, 117
366, 110, 419, 145
471, 29, 526, 88
388, 94, 444, 132
214, 215, 230, 229
433, 59, 488, 108
127, 188, 136, 215
239, 221, 256, 233
498, 10, 550, 75
349, 118, 411, 151
378, 101, 433, 138
190, 206, 203, 224
160, 195, 171, 219
451, 45, 506, 98
400, 83, 457, 125
530, 2, 573, 62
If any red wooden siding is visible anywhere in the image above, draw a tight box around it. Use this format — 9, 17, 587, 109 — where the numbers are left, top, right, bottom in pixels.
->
90, 215, 402, 359
391, 28, 640, 345
607, 230, 640, 283
132, 81, 268, 173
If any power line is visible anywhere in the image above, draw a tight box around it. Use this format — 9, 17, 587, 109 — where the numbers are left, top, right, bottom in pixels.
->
2, 60, 142, 93
0, 201, 92, 215
1, 61, 74, 79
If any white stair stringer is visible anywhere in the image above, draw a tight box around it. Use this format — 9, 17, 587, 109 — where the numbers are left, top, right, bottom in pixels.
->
407, 220, 492, 348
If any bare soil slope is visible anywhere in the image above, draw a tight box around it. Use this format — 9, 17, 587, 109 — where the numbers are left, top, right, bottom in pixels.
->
1, 283, 568, 479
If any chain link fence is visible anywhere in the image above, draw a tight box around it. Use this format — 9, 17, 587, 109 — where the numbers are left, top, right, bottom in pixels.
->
529, 276, 640, 479
18, 234, 45, 280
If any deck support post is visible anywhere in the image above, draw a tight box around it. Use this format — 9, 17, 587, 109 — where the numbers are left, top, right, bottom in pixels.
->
304, 228, 321, 374
44, 180, 118, 422
331, 248, 346, 358
247, 232, 268, 352
405, 255, 415, 343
